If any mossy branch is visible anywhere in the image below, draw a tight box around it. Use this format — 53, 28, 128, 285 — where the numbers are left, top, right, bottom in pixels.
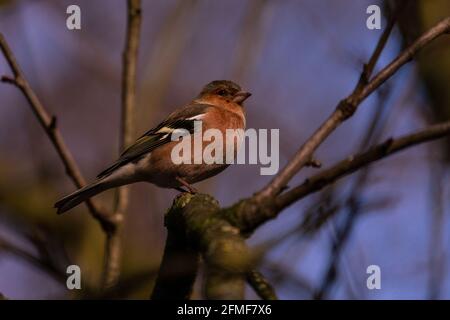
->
152, 193, 252, 299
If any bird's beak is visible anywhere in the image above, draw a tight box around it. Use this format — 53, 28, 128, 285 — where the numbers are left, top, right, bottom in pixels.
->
232, 91, 252, 104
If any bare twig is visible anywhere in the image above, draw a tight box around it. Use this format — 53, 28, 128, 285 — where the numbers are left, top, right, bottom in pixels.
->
313, 199, 360, 300
224, 120, 450, 237
311, 84, 394, 298
0, 34, 115, 231
353, 3, 404, 94
102, 230, 123, 289
120, 0, 142, 154
223, 17, 450, 234
276, 120, 450, 211
255, 16, 450, 200
102, 0, 142, 290
301, 72, 416, 235
236, 116, 449, 299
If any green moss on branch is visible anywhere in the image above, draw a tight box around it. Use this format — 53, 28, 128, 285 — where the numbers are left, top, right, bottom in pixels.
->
155, 193, 252, 299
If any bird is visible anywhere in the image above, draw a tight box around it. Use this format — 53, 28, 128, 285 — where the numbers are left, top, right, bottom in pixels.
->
54, 80, 251, 214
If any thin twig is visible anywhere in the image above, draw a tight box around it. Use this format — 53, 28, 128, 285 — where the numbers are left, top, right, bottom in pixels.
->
102, 0, 142, 290
0, 34, 116, 232
223, 17, 450, 235
314, 198, 360, 299
353, 2, 405, 94
120, 0, 141, 153
0, 237, 66, 284
306, 84, 392, 299
300, 72, 417, 235
276, 120, 450, 211
255, 16, 450, 200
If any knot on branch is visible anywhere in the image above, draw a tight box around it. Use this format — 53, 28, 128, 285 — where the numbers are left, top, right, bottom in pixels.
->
306, 157, 322, 168
337, 98, 358, 120
49, 116, 57, 130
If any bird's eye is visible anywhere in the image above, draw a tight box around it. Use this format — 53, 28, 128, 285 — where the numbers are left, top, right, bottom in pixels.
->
217, 89, 227, 96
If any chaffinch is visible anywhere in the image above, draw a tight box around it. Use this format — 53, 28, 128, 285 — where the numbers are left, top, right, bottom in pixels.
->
55, 80, 251, 214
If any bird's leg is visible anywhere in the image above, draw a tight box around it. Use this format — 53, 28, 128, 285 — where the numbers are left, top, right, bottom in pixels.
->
174, 186, 187, 193
175, 176, 198, 194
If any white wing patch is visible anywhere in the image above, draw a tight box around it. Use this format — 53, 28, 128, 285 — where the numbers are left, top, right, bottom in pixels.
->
156, 126, 174, 134
187, 114, 205, 120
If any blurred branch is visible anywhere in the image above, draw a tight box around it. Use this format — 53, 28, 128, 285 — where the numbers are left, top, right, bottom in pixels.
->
314, 199, 360, 299
311, 83, 393, 299
246, 269, 278, 300
102, 0, 142, 290
0, 236, 66, 284
230, 0, 270, 81
120, 0, 142, 152
222, 16, 450, 234
0, 34, 116, 232
139, 0, 199, 132
0, 0, 143, 292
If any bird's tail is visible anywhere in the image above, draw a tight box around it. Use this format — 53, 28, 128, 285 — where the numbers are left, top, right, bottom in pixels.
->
54, 180, 110, 214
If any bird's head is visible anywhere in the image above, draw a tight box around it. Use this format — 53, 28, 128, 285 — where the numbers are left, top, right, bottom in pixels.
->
197, 80, 251, 106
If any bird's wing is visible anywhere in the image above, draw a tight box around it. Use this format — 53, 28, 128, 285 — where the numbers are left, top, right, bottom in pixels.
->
96, 103, 212, 179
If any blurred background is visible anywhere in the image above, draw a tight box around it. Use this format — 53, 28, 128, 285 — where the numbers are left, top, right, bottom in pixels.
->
0, 0, 449, 299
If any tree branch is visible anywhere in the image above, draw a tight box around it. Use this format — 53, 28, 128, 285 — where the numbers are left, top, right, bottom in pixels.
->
102, 0, 142, 290
353, 7, 397, 94
276, 120, 450, 211
0, 34, 116, 232
0, 236, 66, 284
152, 194, 251, 299
221, 16, 450, 234
255, 16, 450, 200
306, 84, 393, 299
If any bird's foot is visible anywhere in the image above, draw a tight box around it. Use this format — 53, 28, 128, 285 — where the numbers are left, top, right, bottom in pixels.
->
175, 177, 198, 194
